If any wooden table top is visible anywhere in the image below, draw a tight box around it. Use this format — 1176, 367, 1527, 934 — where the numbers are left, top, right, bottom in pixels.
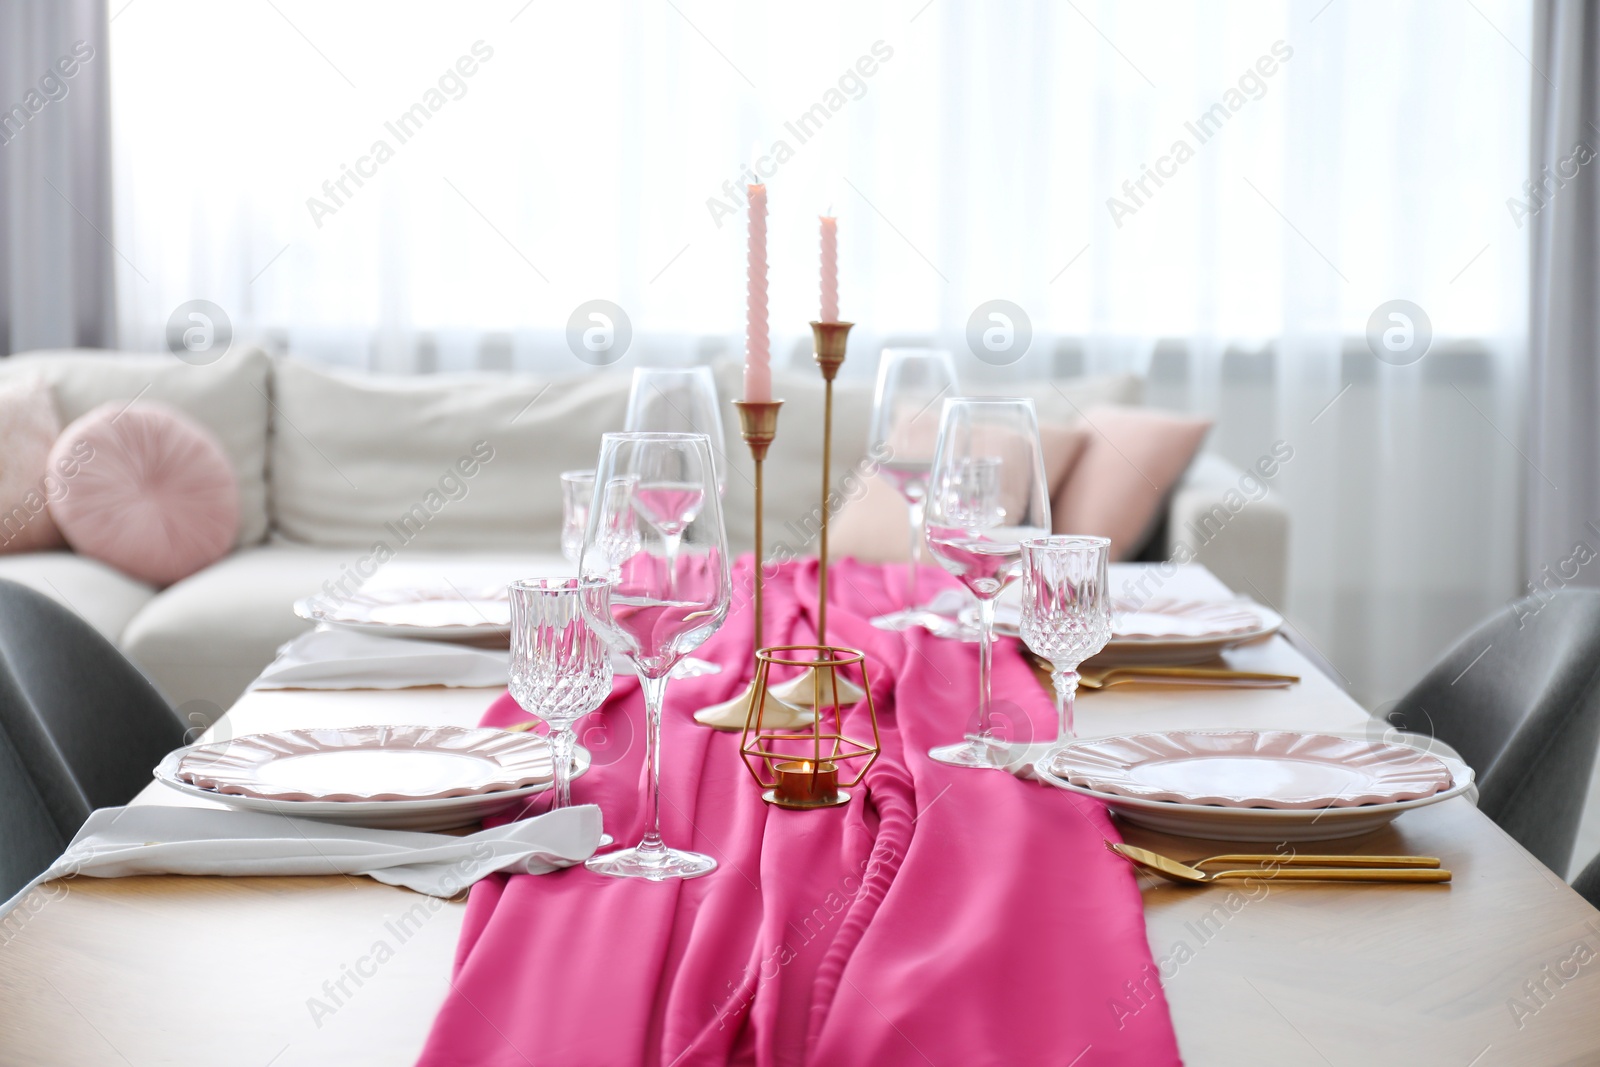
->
3, 567, 1598, 1065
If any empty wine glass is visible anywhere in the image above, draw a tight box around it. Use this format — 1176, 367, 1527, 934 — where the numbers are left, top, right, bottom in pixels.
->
508, 578, 614, 809
625, 367, 728, 494
923, 398, 1052, 770
1019, 537, 1112, 747
560, 470, 595, 565
867, 349, 959, 631
579, 432, 731, 880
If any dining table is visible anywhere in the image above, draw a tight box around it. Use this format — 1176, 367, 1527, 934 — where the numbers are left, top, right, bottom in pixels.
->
3, 562, 1599, 1066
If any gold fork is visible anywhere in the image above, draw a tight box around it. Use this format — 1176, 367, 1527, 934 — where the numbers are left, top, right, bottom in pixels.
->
1109, 842, 1451, 885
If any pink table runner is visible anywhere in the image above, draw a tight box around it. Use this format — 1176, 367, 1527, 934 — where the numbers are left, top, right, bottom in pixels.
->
417, 559, 1181, 1066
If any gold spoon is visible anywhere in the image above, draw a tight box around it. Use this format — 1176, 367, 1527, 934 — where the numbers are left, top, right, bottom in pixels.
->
1108, 842, 1451, 885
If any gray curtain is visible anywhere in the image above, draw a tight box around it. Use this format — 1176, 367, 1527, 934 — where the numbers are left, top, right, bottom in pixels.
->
0, 0, 114, 356
1528, 1, 1600, 586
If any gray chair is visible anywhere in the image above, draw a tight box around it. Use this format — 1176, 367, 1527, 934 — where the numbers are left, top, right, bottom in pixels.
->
0, 579, 184, 855
1571, 850, 1600, 910
1387, 589, 1600, 874
0, 718, 70, 901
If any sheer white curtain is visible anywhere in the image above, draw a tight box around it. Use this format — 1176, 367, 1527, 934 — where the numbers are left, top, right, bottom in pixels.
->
109, 0, 1530, 704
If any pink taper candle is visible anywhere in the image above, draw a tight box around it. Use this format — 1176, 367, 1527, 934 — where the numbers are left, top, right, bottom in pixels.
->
744, 181, 771, 402
820, 215, 838, 322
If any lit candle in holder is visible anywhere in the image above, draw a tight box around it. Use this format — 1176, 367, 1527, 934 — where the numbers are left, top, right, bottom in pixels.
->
773, 759, 841, 808
744, 155, 770, 403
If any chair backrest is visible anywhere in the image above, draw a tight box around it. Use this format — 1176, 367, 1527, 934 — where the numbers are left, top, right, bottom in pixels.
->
0, 579, 184, 842
1389, 589, 1600, 874
0, 716, 69, 904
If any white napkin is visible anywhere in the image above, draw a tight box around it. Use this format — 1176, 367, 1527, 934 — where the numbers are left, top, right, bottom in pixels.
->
0, 803, 604, 918
254, 628, 509, 690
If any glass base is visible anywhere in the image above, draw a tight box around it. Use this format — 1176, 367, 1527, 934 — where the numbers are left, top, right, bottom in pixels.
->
869, 608, 922, 632
928, 736, 1011, 770
585, 843, 717, 881
672, 656, 722, 679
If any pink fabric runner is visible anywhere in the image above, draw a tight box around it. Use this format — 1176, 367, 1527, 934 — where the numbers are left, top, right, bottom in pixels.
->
417, 559, 1181, 1066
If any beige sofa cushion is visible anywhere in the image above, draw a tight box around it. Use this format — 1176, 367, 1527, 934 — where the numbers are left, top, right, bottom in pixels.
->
120, 543, 571, 724
270, 358, 634, 551
0, 550, 155, 642
0, 347, 272, 546
272, 357, 874, 556
119, 542, 349, 723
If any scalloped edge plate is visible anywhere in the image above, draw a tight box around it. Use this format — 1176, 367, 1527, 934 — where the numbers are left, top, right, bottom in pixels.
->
155, 736, 591, 831
294, 595, 511, 641
1046, 730, 1452, 808
174, 725, 557, 802
1034, 732, 1475, 842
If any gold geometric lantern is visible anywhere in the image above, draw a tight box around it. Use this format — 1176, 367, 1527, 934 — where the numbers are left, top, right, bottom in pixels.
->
740, 644, 880, 809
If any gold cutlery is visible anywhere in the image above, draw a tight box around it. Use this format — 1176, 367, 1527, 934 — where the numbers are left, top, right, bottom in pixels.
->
1077, 666, 1300, 690
1108, 842, 1451, 885
1022, 650, 1298, 689
503, 721, 536, 733
1188, 850, 1441, 870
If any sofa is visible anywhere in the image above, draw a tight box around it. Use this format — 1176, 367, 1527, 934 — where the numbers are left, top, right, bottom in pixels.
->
0, 347, 1288, 725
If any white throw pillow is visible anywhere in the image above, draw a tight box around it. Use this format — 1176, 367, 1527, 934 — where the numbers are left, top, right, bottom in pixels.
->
0, 347, 272, 546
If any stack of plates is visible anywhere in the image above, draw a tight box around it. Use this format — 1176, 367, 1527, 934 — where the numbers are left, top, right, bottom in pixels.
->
295, 591, 512, 644
1035, 730, 1474, 841
980, 596, 1283, 667
156, 725, 590, 831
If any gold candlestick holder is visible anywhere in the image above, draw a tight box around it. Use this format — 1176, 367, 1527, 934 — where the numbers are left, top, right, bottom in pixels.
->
741, 645, 880, 809
768, 321, 867, 709
692, 399, 814, 731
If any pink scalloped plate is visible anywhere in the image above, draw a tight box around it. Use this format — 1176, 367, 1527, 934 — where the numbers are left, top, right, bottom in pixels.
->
175, 725, 554, 802
1050, 730, 1454, 809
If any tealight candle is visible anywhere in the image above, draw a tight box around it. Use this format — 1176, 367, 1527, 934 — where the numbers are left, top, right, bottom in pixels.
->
772, 759, 840, 807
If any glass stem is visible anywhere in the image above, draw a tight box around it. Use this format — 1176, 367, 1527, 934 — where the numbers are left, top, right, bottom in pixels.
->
638, 672, 667, 854
549, 726, 576, 809
663, 534, 682, 596
975, 596, 996, 742
905, 496, 925, 609
1052, 668, 1080, 742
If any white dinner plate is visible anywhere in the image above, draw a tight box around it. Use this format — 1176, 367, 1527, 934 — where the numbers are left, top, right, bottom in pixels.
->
294, 593, 511, 643
155, 726, 591, 831
1034, 731, 1475, 842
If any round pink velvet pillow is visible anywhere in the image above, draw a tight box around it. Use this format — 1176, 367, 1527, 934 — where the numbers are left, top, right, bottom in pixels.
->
47, 401, 239, 586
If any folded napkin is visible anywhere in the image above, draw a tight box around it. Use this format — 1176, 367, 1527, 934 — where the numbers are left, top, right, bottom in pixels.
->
254, 628, 509, 690
0, 803, 603, 919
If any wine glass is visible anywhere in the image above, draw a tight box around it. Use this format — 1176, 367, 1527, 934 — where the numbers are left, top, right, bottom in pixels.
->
923, 398, 1052, 769
508, 578, 613, 809
625, 368, 727, 676
1019, 537, 1112, 747
560, 470, 595, 565
867, 349, 959, 631
578, 432, 731, 880
625, 367, 728, 494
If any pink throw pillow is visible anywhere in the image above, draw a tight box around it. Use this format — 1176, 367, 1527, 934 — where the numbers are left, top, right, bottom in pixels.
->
47, 401, 240, 586
0, 375, 68, 553
1052, 405, 1212, 560
831, 422, 1089, 563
